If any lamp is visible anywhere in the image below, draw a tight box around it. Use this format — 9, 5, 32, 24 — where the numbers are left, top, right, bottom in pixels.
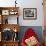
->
15, 0, 17, 7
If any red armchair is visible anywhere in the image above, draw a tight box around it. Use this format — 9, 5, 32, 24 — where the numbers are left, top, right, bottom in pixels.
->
21, 28, 41, 46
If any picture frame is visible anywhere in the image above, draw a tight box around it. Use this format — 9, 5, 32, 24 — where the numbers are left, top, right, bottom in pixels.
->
23, 8, 37, 20
2, 10, 9, 15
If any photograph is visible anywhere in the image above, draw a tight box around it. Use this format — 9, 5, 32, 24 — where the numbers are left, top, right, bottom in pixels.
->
23, 8, 37, 20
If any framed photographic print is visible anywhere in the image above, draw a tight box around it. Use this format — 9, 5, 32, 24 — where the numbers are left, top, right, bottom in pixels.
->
2, 10, 9, 15
23, 8, 37, 20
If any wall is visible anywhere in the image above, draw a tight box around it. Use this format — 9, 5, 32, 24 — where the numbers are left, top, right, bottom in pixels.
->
18, 0, 44, 26
0, 0, 44, 26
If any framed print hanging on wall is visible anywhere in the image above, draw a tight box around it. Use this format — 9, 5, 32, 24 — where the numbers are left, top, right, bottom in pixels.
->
23, 8, 37, 20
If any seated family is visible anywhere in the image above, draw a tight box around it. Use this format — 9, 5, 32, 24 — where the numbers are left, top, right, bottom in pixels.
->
21, 28, 41, 46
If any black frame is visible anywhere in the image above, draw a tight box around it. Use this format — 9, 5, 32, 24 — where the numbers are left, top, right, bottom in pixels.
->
23, 8, 37, 20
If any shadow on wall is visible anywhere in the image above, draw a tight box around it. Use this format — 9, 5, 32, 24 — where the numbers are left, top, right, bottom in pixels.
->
18, 26, 44, 44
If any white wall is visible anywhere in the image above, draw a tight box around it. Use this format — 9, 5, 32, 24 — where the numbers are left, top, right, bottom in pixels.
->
17, 0, 44, 26
0, 0, 44, 26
